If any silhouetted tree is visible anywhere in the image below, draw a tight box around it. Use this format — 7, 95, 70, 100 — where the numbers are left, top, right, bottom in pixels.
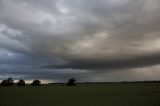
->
17, 79, 25, 86
0, 78, 14, 86
0, 80, 8, 86
67, 78, 76, 86
31, 80, 41, 86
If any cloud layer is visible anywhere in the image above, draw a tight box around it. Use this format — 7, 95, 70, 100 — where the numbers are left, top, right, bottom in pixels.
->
0, 0, 160, 82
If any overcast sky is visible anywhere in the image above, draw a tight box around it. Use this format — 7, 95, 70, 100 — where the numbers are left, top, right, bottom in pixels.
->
0, 0, 160, 82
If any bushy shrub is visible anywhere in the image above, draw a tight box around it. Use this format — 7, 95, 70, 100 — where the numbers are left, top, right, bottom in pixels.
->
0, 78, 14, 86
67, 78, 76, 86
17, 79, 25, 86
31, 80, 41, 86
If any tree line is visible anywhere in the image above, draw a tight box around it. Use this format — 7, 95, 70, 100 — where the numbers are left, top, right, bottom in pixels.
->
0, 78, 76, 86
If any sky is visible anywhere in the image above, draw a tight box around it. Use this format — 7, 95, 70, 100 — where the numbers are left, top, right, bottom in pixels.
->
0, 0, 160, 83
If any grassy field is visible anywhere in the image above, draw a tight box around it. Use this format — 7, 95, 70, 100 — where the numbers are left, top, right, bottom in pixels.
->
0, 83, 160, 106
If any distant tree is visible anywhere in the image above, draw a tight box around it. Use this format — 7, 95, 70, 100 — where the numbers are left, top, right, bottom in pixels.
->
31, 80, 41, 86
17, 79, 25, 86
0, 80, 7, 86
0, 78, 14, 86
67, 78, 76, 86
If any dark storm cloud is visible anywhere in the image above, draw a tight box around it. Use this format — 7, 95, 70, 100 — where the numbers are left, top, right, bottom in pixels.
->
1, 0, 160, 81
44, 52, 160, 70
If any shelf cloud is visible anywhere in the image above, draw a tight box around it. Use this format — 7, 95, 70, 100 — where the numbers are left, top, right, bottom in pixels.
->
0, 0, 160, 82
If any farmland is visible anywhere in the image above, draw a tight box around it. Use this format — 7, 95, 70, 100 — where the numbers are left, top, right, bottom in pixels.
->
0, 83, 160, 106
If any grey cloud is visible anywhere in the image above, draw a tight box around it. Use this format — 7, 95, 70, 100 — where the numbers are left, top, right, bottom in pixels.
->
0, 0, 160, 81
44, 52, 160, 70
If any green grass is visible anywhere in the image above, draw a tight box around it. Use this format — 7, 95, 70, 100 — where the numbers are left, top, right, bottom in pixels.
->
0, 83, 160, 106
